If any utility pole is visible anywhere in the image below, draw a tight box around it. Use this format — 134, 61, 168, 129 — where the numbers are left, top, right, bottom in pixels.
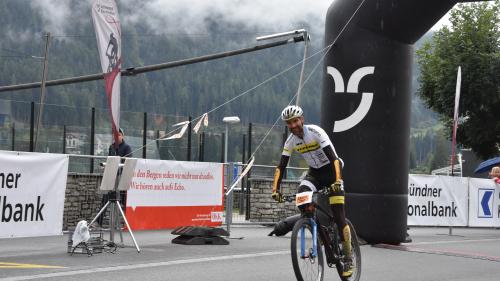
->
34, 32, 51, 151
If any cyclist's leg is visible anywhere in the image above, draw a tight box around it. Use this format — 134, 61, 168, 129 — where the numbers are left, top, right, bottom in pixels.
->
298, 178, 317, 193
329, 185, 353, 276
298, 169, 320, 190
297, 174, 319, 214
308, 167, 349, 246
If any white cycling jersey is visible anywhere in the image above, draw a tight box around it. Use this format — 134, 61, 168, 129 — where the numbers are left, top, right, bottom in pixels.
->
282, 124, 341, 169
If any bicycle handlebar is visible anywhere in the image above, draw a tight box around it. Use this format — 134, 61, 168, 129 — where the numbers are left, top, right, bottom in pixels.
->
282, 195, 295, 203
279, 188, 330, 203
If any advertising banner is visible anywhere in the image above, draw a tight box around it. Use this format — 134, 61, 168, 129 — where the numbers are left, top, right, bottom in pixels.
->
125, 159, 224, 229
407, 174, 468, 226
468, 178, 500, 227
0, 152, 68, 238
91, 0, 122, 144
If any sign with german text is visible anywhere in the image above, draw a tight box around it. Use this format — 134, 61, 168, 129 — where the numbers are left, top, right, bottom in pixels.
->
407, 174, 468, 226
125, 159, 224, 230
0, 152, 68, 238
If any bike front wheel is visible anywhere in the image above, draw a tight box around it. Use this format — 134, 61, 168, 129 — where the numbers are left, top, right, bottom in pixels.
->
291, 218, 324, 281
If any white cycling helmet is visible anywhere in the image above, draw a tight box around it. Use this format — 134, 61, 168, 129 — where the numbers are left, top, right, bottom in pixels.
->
281, 105, 303, 121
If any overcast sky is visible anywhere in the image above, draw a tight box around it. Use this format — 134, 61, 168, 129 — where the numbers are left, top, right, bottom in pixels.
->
29, 0, 335, 36
27, 0, 462, 39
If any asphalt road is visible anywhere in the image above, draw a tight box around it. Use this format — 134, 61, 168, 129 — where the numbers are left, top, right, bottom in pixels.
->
1, 226, 499, 281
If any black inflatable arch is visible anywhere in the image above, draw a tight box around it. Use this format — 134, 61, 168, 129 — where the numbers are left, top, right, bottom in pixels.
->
321, 0, 480, 244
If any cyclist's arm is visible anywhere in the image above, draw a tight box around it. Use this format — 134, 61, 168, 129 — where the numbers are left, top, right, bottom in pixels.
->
272, 155, 290, 194
323, 145, 342, 181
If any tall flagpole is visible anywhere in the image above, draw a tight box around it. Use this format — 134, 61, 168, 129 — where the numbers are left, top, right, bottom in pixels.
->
451, 66, 461, 176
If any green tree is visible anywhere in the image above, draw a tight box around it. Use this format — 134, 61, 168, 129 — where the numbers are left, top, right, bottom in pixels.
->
416, 1, 500, 159
430, 131, 450, 172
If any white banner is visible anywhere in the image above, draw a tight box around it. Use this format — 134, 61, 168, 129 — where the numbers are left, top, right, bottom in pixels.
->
91, 0, 122, 144
0, 152, 68, 238
408, 174, 468, 226
127, 159, 223, 208
468, 178, 500, 227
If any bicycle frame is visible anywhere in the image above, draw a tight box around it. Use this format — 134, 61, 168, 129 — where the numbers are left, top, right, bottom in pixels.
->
300, 218, 318, 258
292, 190, 340, 264
286, 190, 362, 281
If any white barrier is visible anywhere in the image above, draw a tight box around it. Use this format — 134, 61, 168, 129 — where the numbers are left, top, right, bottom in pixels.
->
0, 151, 68, 238
408, 174, 468, 226
468, 178, 500, 227
408, 174, 500, 227
125, 159, 224, 230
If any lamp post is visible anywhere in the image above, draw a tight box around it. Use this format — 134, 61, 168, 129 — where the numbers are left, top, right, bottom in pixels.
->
222, 116, 240, 163
222, 116, 240, 235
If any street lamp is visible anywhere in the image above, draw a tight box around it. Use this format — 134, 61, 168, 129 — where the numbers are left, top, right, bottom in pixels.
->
222, 116, 240, 235
222, 116, 240, 163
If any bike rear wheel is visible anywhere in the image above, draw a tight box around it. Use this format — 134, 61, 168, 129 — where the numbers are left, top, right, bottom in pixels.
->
335, 219, 361, 281
291, 218, 324, 281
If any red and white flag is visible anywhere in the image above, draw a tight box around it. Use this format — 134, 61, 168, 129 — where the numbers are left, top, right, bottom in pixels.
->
91, 0, 122, 145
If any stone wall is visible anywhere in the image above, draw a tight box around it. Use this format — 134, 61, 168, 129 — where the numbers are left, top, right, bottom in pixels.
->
249, 178, 300, 223
63, 175, 301, 229
64, 173, 103, 230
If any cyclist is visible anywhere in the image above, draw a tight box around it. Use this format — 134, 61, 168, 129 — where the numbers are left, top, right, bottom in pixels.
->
106, 33, 118, 71
272, 105, 353, 277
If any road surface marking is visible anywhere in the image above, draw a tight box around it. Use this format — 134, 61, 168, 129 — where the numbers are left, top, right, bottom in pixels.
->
0, 251, 288, 281
0, 262, 64, 269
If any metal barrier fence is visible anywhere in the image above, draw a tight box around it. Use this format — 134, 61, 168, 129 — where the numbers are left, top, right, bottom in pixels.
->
225, 163, 306, 227
64, 154, 307, 231
0, 99, 296, 168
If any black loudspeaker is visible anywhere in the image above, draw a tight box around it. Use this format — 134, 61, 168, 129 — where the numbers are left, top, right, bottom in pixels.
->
268, 214, 301, 237
321, 0, 457, 244
171, 226, 229, 245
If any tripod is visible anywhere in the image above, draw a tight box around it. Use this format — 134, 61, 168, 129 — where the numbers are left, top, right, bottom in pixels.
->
90, 158, 140, 253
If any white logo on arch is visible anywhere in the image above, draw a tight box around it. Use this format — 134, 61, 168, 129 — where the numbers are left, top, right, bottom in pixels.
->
327, 66, 375, 132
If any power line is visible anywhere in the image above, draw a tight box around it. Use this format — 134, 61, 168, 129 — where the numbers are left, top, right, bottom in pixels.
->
248, 0, 368, 162
0, 48, 43, 59
0, 35, 305, 92
127, 40, 331, 158
49, 31, 302, 38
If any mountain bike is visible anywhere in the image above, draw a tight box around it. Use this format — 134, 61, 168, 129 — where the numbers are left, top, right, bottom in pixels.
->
283, 189, 361, 281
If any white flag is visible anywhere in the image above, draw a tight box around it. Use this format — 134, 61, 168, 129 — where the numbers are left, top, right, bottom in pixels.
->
193, 113, 208, 133
203, 113, 209, 126
451, 66, 461, 171
452, 66, 461, 142
226, 157, 255, 195
92, 0, 122, 145
163, 121, 189, 140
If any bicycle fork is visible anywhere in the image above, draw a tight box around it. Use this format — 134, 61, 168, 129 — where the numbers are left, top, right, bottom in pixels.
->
300, 218, 318, 259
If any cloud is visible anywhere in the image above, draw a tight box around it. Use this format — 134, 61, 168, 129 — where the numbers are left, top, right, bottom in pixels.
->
30, 0, 334, 39
29, 0, 72, 35
126, 0, 332, 33
5, 28, 35, 43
